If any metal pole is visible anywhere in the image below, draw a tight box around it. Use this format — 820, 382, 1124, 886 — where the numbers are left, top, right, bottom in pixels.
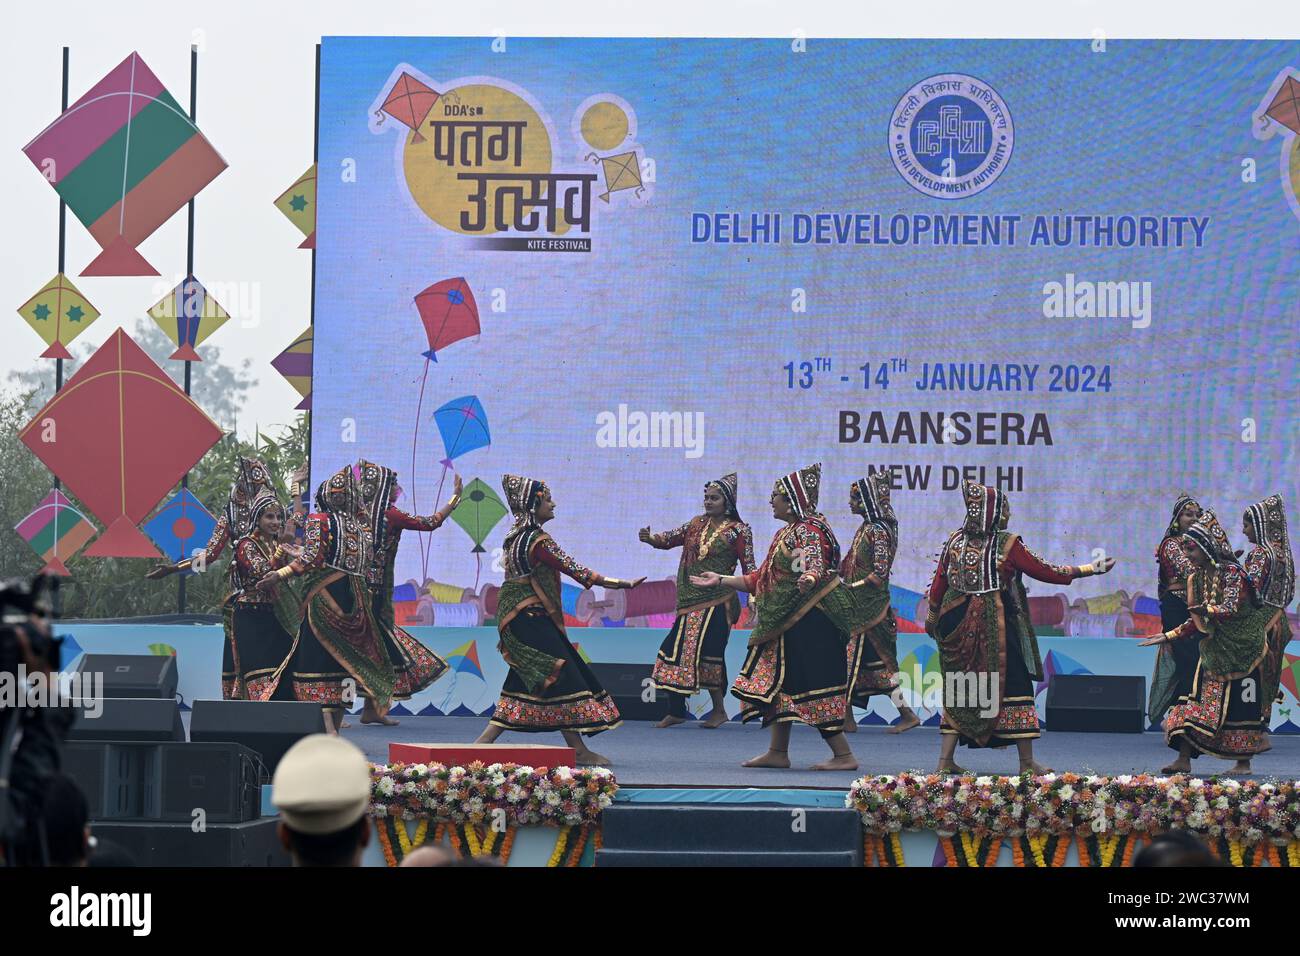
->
178, 44, 198, 615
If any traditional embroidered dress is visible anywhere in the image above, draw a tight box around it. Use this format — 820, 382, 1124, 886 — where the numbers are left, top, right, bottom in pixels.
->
163, 457, 277, 699
647, 474, 756, 710
178, 456, 276, 574
731, 464, 860, 734
222, 491, 302, 701
926, 481, 1092, 748
1162, 509, 1289, 759
842, 473, 901, 707
1244, 495, 1295, 728
356, 460, 448, 700
1149, 495, 1201, 724
488, 475, 622, 735
281, 466, 395, 714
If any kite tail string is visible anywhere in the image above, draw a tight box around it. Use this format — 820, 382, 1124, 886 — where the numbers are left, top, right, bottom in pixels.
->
421, 463, 450, 573
411, 358, 432, 582
474, 552, 482, 592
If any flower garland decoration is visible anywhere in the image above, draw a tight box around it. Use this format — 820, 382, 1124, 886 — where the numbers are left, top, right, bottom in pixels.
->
369, 761, 616, 867
847, 773, 1300, 867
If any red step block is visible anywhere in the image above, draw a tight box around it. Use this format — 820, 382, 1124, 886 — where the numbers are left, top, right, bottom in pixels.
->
388, 742, 577, 767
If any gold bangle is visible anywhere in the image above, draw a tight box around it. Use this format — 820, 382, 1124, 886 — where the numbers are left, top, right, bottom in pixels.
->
446, 494, 461, 510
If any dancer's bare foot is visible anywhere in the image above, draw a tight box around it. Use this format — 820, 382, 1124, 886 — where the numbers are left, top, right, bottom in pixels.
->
742, 750, 791, 769
1226, 760, 1252, 777
936, 761, 968, 775
887, 711, 922, 734
338, 720, 352, 730
361, 703, 400, 726
574, 749, 611, 767
700, 709, 729, 729
655, 714, 686, 728
810, 754, 859, 771
1160, 759, 1192, 774
1020, 760, 1053, 775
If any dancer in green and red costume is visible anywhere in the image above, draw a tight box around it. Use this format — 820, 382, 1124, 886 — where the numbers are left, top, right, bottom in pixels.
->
840, 472, 921, 735
692, 463, 861, 771
1142, 504, 1291, 776
926, 480, 1115, 775
258, 466, 395, 735
640, 472, 755, 729
354, 458, 453, 725
1148, 495, 1203, 729
474, 475, 644, 766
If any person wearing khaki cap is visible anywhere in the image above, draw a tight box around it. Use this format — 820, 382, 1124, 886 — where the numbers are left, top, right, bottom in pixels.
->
272, 734, 372, 867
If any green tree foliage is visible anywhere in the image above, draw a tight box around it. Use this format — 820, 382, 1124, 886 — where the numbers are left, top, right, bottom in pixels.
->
3, 321, 307, 619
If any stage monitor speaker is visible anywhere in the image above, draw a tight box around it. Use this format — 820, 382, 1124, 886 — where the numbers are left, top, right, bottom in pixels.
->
587, 662, 668, 721
67, 697, 185, 742
189, 699, 325, 774
64, 741, 260, 823
158, 742, 261, 823
73, 653, 178, 699
89, 818, 290, 867
1045, 674, 1146, 733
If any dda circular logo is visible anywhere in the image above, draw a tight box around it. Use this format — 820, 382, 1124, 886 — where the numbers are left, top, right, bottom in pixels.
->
888, 73, 1014, 199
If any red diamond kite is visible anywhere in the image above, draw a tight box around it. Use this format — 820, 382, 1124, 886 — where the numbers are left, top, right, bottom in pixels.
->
378, 72, 440, 144
19, 329, 223, 557
1266, 74, 1300, 136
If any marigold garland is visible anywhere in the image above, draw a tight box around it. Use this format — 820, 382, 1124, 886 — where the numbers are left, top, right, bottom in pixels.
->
565, 825, 590, 867
499, 826, 517, 865
547, 826, 572, 867
847, 772, 1300, 867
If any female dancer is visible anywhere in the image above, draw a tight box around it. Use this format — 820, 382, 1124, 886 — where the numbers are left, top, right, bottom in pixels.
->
258, 466, 395, 734
691, 463, 861, 771
145, 456, 278, 698
221, 490, 302, 701
474, 475, 644, 765
1144, 508, 1289, 775
640, 473, 755, 728
841, 473, 921, 734
354, 459, 453, 725
1148, 495, 1202, 726
926, 481, 1114, 775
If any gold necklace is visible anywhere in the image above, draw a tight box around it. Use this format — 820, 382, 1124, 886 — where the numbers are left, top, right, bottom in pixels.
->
696, 516, 729, 559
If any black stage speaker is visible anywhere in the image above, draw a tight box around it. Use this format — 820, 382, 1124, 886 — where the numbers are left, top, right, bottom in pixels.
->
1045, 674, 1146, 733
89, 818, 291, 867
63, 741, 260, 823
158, 742, 261, 822
587, 662, 669, 721
190, 699, 325, 774
67, 697, 185, 742
74, 653, 178, 699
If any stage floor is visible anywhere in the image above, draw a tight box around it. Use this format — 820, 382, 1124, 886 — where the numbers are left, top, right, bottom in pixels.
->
326, 716, 1300, 787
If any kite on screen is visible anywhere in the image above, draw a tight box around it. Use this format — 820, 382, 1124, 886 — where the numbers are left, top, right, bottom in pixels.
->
274, 164, 317, 249
271, 326, 313, 410
144, 488, 217, 565
146, 275, 231, 361
14, 488, 97, 575
586, 150, 644, 203
16, 273, 101, 359
407, 279, 481, 579
377, 71, 440, 144
21, 52, 227, 276
18, 329, 222, 557
450, 477, 508, 588
1253, 68, 1300, 228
